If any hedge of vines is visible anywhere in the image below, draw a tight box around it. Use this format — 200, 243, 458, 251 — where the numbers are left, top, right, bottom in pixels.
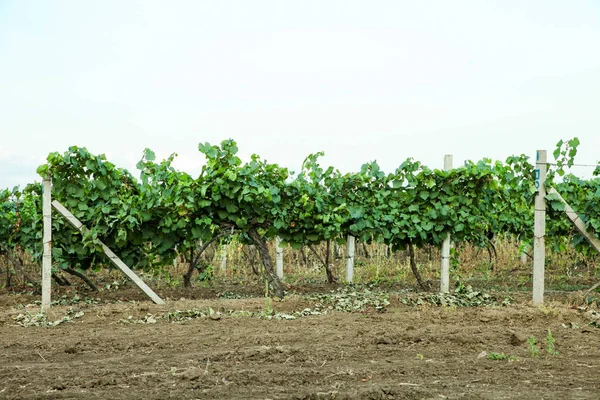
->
0, 138, 598, 296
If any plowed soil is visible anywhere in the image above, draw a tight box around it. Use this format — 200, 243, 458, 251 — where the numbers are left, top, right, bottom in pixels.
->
1, 287, 599, 399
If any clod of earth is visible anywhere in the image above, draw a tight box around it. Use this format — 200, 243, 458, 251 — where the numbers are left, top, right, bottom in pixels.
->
510, 331, 528, 346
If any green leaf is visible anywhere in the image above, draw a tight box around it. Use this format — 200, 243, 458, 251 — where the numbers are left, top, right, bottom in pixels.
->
348, 206, 364, 219
144, 148, 156, 161
225, 202, 238, 213
421, 221, 434, 231
36, 164, 49, 176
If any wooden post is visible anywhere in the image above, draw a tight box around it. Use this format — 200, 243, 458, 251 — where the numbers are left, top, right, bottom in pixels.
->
275, 236, 283, 279
533, 150, 547, 305
346, 235, 355, 282
51, 200, 165, 305
173, 245, 178, 269
220, 244, 227, 273
41, 178, 52, 311
519, 240, 530, 265
440, 154, 453, 293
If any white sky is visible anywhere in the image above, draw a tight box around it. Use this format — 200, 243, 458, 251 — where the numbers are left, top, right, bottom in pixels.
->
1, 0, 599, 189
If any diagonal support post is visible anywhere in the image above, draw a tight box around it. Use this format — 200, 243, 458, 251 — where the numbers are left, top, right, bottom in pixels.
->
547, 187, 600, 296
547, 187, 600, 252
51, 200, 165, 305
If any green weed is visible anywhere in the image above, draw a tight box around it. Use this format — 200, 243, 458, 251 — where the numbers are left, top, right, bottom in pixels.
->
487, 352, 507, 360
528, 336, 540, 358
487, 352, 520, 362
546, 330, 559, 356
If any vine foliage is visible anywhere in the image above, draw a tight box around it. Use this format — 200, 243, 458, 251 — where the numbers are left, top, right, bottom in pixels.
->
0, 138, 598, 295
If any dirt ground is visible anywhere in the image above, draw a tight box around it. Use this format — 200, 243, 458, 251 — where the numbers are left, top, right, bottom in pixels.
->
1, 286, 599, 400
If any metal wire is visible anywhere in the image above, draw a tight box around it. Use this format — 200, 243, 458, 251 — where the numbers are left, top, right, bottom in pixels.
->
545, 162, 599, 168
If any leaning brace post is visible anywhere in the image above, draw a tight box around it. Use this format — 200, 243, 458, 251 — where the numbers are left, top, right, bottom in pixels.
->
440, 154, 453, 293
533, 150, 547, 305
51, 200, 165, 305
547, 187, 600, 253
346, 235, 355, 282
275, 236, 284, 279
41, 178, 52, 311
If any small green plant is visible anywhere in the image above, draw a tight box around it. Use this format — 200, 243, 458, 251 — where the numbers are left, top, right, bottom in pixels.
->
546, 330, 559, 356
449, 247, 460, 275
160, 270, 181, 287
487, 352, 519, 362
528, 336, 540, 358
264, 297, 274, 316
197, 264, 215, 281
264, 279, 274, 316
487, 352, 507, 360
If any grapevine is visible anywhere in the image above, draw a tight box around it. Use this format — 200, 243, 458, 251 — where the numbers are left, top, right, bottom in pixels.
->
0, 138, 598, 296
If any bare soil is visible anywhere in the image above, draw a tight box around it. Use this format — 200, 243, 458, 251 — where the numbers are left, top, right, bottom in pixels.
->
1, 286, 599, 400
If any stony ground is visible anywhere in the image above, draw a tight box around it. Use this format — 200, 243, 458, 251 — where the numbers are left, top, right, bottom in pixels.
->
1, 285, 599, 400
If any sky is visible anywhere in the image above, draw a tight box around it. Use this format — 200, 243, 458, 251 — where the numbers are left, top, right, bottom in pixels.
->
1, 0, 599, 189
